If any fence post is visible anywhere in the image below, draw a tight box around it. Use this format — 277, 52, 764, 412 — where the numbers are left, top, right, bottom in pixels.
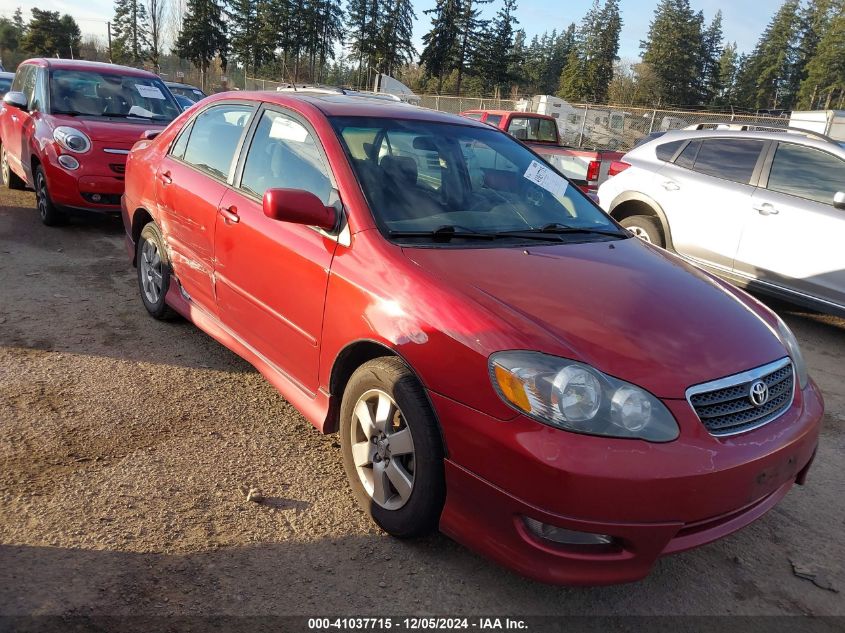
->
578, 105, 589, 148
648, 109, 657, 134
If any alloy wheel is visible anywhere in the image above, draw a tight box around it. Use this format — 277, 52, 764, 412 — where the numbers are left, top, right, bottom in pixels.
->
140, 238, 164, 305
627, 226, 652, 243
349, 389, 416, 511
0, 150, 8, 186
36, 171, 49, 220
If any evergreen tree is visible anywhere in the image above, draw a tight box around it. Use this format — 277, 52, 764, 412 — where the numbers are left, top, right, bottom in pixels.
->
798, 0, 845, 108
419, 0, 460, 92
454, 0, 491, 94
714, 42, 739, 106
700, 11, 723, 104
557, 48, 586, 101
174, 0, 228, 89
473, 0, 519, 95
112, 0, 151, 64
736, 0, 801, 109
640, 0, 704, 106
0, 8, 26, 52
794, 0, 836, 107
23, 9, 81, 58
378, 0, 415, 76
590, 0, 621, 103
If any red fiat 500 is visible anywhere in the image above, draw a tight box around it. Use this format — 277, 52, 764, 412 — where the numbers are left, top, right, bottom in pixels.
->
0, 59, 181, 225
121, 91, 823, 585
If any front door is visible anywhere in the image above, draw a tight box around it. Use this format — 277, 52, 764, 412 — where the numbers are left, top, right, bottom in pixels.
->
155, 102, 255, 313
214, 108, 339, 393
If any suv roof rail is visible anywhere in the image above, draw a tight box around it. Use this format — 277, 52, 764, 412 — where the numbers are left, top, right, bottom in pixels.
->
682, 121, 839, 145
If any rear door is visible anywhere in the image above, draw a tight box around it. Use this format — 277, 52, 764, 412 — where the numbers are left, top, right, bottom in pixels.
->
657, 137, 768, 271
736, 141, 845, 308
155, 101, 255, 314
213, 106, 340, 393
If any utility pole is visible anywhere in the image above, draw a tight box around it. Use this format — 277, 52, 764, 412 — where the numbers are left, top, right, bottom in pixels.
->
107, 22, 113, 63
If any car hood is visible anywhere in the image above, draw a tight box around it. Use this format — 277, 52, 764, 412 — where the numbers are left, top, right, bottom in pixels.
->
51, 115, 169, 144
402, 238, 787, 399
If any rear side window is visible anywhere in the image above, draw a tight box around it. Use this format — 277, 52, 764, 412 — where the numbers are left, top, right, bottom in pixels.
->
767, 143, 845, 205
690, 139, 765, 184
170, 121, 193, 159
655, 140, 683, 162
507, 117, 557, 142
181, 104, 253, 180
486, 114, 502, 126
463, 112, 482, 121
674, 140, 700, 169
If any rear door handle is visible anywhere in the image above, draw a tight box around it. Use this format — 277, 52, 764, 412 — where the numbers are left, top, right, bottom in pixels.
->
218, 205, 239, 224
159, 171, 172, 185
753, 203, 779, 216
662, 181, 680, 191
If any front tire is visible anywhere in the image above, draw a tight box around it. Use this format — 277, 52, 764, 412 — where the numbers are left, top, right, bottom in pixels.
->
619, 215, 664, 247
340, 357, 445, 538
137, 222, 175, 320
1, 146, 26, 190
34, 165, 66, 226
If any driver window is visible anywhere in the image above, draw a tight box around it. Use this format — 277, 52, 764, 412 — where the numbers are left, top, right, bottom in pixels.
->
240, 109, 332, 203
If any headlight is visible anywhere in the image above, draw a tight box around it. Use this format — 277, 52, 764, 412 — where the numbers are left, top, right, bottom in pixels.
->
490, 351, 679, 442
776, 319, 809, 389
53, 126, 91, 153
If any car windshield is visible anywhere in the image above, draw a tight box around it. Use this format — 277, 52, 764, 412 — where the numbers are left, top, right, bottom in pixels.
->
331, 116, 623, 243
49, 69, 181, 122
0, 77, 12, 94
168, 85, 205, 102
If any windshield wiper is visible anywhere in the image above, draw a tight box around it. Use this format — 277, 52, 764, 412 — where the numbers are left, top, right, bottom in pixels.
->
52, 109, 83, 116
495, 222, 627, 239
388, 225, 498, 241
103, 112, 167, 120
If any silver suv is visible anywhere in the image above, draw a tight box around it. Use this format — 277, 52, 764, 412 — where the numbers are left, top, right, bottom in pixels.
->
598, 124, 845, 317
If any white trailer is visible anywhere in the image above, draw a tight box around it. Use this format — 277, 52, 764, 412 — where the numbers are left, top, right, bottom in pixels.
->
788, 110, 845, 142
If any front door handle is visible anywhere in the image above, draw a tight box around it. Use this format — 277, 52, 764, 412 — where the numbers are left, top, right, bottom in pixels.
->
158, 171, 172, 185
662, 181, 680, 191
219, 205, 239, 224
753, 203, 779, 216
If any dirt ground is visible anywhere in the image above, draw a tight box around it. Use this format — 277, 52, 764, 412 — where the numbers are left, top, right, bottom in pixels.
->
1, 186, 844, 620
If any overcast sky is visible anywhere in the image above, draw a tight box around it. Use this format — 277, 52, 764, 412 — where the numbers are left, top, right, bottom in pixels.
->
1, 0, 772, 63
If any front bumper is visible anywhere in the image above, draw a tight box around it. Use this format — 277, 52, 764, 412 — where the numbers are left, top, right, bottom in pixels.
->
42, 151, 124, 212
433, 380, 823, 585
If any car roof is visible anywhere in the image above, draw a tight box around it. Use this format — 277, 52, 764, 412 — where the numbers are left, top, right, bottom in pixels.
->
20, 58, 159, 78
209, 91, 490, 126
642, 127, 845, 156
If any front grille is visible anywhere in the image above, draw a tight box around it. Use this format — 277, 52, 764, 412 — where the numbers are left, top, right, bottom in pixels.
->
109, 163, 125, 174
687, 359, 794, 437
81, 192, 122, 205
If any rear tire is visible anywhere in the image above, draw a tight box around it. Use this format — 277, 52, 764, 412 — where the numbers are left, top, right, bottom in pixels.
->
340, 357, 445, 538
34, 165, 66, 226
620, 215, 664, 247
0, 146, 26, 190
137, 222, 175, 320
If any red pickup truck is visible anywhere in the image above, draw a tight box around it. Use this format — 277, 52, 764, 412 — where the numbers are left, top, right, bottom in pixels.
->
460, 109, 624, 194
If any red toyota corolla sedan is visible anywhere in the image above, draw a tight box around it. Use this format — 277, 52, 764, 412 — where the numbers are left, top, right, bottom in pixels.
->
121, 91, 823, 585
0, 59, 181, 225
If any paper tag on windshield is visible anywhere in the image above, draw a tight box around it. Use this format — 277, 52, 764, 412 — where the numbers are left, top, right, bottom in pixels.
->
135, 84, 165, 100
523, 160, 568, 198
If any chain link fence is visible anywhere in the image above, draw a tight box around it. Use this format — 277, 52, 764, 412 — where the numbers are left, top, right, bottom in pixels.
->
417, 95, 792, 151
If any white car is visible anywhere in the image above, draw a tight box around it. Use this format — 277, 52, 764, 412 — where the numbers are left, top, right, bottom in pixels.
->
598, 124, 845, 317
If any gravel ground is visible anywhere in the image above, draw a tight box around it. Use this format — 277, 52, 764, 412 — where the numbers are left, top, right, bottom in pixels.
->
1, 187, 844, 618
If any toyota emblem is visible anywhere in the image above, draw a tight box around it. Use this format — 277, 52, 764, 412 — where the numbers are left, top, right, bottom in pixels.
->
749, 380, 769, 407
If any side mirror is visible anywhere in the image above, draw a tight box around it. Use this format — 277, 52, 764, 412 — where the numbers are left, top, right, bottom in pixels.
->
263, 188, 337, 231
834, 191, 845, 210
3, 91, 28, 111
141, 129, 161, 140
